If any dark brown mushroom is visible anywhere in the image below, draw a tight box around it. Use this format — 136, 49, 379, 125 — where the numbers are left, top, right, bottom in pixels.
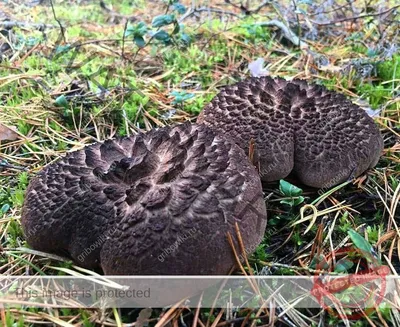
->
21, 123, 266, 275
197, 76, 383, 188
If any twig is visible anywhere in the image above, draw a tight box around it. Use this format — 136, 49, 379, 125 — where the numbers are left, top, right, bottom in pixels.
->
99, 0, 137, 21
154, 300, 186, 327
0, 161, 26, 171
192, 292, 203, 327
308, 3, 349, 16
224, 0, 271, 15
257, 260, 344, 275
215, 314, 270, 327
121, 20, 129, 59
291, 0, 302, 47
49, 0, 66, 43
179, 6, 239, 23
0, 22, 55, 30
258, 20, 308, 49
223, 0, 248, 14
311, 4, 400, 26
252, 0, 272, 14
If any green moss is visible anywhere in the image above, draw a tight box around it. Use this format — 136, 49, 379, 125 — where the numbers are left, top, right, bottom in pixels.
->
357, 83, 391, 109
184, 93, 215, 115
377, 55, 400, 81
233, 18, 271, 44
352, 44, 368, 55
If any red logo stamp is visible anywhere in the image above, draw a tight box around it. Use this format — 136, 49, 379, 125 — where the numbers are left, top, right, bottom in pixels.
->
311, 246, 389, 320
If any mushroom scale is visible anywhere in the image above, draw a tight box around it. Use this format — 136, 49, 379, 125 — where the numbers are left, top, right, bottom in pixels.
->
21, 123, 267, 275
197, 76, 383, 188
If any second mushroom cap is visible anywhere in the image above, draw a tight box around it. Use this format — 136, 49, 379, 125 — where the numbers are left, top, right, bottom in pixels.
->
197, 76, 383, 188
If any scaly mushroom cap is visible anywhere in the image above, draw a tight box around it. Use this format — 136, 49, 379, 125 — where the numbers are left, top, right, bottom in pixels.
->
21, 123, 266, 275
197, 76, 383, 188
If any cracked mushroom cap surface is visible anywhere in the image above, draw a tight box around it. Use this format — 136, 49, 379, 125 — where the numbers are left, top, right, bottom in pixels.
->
21, 123, 266, 275
197, 76, 383, 188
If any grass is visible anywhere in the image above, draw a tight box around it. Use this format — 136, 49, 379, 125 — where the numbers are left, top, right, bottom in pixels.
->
0, 0, 399, 326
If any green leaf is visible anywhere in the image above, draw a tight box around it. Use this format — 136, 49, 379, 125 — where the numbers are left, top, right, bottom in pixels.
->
294, 8, 307, 15
279, 180, 304, 206
170, 91, 195, 104
279, 180, 303, 197
124, 26, 134, 37
367, 47, 378, 57
55, 95, 68, 108
180, 32, 191, 45
280, 199, 294, 206
347, 229, 373, 258
173, 3, 186, 14
297, 0, 313, 4
334, 258, 354, 273
55, 44, 71, 54
125, 22, 148, 38
172, 22, 180, 35
135, 22, 148, 35
134, 36, 146, 48
1, 203, 10, 213
309, 253, 329, 270
293, 196, 305, 206
153, 30, 171, 42
152, 14, 176, 28
280, 196, 304, 207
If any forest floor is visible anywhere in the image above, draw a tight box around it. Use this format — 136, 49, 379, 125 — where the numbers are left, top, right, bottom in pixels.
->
0, 0, 399, 326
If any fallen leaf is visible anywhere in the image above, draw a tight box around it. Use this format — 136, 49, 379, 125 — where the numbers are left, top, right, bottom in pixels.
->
0, 123, 18, 141
318, 64, 342, 72
248, 58, 269, 77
